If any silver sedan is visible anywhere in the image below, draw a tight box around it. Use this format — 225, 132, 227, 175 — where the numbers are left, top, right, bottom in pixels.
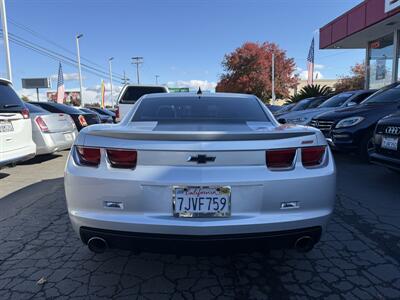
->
26, 103, 78, 155
64, 93, 336, 254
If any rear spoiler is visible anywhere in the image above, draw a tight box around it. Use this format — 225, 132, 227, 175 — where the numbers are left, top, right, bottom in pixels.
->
87, 130, 315, 141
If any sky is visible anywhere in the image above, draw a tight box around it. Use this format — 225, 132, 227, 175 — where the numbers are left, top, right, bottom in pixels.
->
0, 0, 364, 104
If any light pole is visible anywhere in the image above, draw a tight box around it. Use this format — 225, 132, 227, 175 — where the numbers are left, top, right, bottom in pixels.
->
132, 56, 143, 84
155, 75, 160, 85
271, 53, 276, 105
0, 0, 12, 82
108, 57, 114, 108
76, 34, 84, 105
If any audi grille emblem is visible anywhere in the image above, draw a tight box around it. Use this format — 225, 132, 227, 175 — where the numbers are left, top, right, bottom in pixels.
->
187, 155, 216, 164
385, 126, 400, 135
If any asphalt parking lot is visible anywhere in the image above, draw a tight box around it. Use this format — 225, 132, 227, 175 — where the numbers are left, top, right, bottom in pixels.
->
0, 151, 399, 299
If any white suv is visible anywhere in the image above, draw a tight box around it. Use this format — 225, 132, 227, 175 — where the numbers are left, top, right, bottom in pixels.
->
0, 79, 36, 168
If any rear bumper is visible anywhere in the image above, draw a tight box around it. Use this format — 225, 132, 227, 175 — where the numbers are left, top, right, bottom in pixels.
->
80, 226, 322, 253
36, 130, 77, 155
0, 143, 36, 167
370, 152, 400, 171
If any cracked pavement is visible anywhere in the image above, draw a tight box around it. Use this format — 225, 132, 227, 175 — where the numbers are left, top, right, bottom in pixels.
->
0, 151, 399, 299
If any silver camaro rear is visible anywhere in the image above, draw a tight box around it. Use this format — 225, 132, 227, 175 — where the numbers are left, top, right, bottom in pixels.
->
64, 93, 336, 254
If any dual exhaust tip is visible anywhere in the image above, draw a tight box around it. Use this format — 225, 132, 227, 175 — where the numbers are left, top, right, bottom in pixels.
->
87, 235, 315, 254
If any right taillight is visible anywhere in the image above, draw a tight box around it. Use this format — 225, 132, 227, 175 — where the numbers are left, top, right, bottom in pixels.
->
76, 147, 101, 166
78, 115, 88, 127
35, 116, 49, 132
301, 146, 326, 167
266, 148, 296, 169
115, 106, 119, 119
106, 149, 137, 169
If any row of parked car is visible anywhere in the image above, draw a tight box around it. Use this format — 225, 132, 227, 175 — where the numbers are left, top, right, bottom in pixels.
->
0, 78, 117, 169
273, 83, 400, 172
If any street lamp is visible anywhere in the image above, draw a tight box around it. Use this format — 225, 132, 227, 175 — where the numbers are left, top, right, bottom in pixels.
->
76, 34, 84, 105
108, 57, 114, 108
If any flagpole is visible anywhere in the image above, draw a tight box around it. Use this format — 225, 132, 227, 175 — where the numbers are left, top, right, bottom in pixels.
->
0, 0, 12, 82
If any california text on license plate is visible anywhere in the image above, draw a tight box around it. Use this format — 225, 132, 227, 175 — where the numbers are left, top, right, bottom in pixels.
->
381, 136, 398, 151
0, 121, 13, 133
173, 186, 231, 218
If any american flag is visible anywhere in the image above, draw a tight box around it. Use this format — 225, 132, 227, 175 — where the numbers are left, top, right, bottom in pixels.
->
56, 63, 65, 104
307, 38, 315, 85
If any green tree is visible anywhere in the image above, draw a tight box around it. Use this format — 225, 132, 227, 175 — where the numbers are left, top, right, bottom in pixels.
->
334, 63, 365, 92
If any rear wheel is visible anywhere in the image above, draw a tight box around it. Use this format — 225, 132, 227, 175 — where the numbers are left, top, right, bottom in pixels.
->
358, 132, 375, 162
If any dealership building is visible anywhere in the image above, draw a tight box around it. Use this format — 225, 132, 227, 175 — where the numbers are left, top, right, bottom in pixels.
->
320, 0, 400, 89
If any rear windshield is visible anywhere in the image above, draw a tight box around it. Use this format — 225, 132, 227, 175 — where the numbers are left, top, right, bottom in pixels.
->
32, 102, 83, 114
319, 93, 354, 108
131, 96, 270, 122
25, 102, 48, 113
119, 86, 167, 104
0, 83, 24, 112
363, 83, 400, 104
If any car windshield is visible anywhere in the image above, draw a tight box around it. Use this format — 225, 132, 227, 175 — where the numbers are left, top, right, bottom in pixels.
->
319, 93, 354, 108
132, 96, 270, 122
25, 102, 48, 113
308, 97, 327, 108
119, 86, 168, 104
362, 83, 400, 104
290, 99, 313, 111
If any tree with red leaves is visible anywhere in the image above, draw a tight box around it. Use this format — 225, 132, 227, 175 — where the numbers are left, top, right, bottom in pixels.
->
334, 63, 365, 92
216, 42, 298, 102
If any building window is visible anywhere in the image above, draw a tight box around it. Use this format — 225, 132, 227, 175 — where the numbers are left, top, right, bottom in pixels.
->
368, 34, 394, 89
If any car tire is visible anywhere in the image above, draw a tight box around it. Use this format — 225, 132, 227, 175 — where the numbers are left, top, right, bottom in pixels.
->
358, 132, 375, 162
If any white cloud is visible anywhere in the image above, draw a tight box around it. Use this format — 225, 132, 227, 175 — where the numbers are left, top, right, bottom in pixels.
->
50, 72, 82, 81
314, 64, 325, 70
167, 80, 217, 91
299, 70, 324, 80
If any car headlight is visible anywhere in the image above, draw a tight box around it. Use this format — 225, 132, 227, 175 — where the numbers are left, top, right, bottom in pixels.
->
335, 116, 365, 128
287, 117, 308, 124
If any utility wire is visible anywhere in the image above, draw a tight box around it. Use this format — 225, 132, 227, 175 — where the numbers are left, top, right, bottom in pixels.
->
8, 17, 125, 78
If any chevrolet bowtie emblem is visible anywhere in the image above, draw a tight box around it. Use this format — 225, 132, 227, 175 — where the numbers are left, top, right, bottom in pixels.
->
187, 155, 216, 164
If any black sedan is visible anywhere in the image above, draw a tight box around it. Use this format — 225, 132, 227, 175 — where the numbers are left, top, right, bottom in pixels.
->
370, 112, 400, 171
89, 107, 117, 123
274, 96, 329, 119
310, 82, 400, 160
29, 102, 100, 131
80, 108, 112, 124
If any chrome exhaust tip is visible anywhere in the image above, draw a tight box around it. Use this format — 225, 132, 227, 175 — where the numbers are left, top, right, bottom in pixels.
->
87, 237, 108, 253
294, 236, 314, 253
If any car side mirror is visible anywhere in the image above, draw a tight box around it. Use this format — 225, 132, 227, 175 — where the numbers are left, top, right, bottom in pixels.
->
346, 101, 357, 107
278, 118, 286, 124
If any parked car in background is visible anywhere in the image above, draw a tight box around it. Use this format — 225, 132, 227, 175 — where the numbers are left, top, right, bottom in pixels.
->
65, 93, 336, 254
117, 85, 169, 120
310, 82, 400, 160
275, 96, 329, 120
266, 104, 282, 113
370, 111, 400, 171
0, 79, 36, 168
282, 90, 376, 125
88, 107, 116, 123
273, 103, 295, 115
80, 108, 112, 124
30, 102, 100, 131
25, 103, 78, 155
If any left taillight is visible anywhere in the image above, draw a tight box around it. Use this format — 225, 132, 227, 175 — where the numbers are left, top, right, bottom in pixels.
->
266, 148, 296, 169
106, 149, 137, 169
76, 147, 101, 167
78, 115, 88, 127
35, 116, 49, 132
21, 108, 30, 119
301, 146, 326, 167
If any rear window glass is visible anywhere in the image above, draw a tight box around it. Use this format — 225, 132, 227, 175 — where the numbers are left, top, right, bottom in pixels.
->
119, 86, 167, 104
319, 93, 354, 108
25, 102, 48, 113
131, 96, 270, 122
308, 97, 327, 108
33, 102, 82, 114
0, 83, 24, 112
290, 99, 312, 111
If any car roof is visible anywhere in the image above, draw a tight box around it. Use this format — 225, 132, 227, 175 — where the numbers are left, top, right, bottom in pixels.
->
141, 92, 257, 100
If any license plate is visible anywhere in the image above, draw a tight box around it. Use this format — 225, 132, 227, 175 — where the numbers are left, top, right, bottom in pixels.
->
381, 136, 398, 151
0, 121, 13, 133
64, 133, 73, 141
173, 186, 231, 218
